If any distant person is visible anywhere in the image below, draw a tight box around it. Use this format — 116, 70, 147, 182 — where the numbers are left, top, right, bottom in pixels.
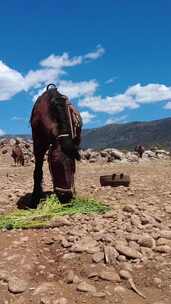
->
11, 140, 24, 166
135, 145, 145, 158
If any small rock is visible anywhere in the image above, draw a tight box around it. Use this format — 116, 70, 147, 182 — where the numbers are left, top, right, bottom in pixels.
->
160, 230, 171, 240
62, 253, 76, 260
165, 206, 171, 214
73, 275, 82, 284
119, 270, 132, 280
104, 245, 118, 265
8, 277, 28, 294
66, 270, 74, 283
92, 252, 104, 263
154, 245, 171, 253
126, 233, 139, 241
123, 205, 135, 213
99, 270, 121, 282
117, 255, 127, 262
138, 235, 155, 248
0, 270, 9, 282
115, 244, 141, 259
71, 237, 98, 253
153, 277, 162, 288
93, 292, 106, 298
57, 298, 68, 304
77, 281, 96, 293
114, 286, 127, 294
50, 218, 71, 227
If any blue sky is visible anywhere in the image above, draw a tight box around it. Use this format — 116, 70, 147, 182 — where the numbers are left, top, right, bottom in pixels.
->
0, 0, 171, 135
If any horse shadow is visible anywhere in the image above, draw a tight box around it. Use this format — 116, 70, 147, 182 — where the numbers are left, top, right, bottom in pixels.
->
16, 191, 53, 209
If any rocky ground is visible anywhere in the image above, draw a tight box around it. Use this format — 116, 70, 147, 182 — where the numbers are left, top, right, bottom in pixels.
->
0, 140, 171, 304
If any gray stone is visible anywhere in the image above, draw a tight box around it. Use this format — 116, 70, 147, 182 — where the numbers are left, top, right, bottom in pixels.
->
153, 277, 162, 288
104, 245, 118, 265
92, 252, 104, 263
77, 281, 96, 293
0, 270, 9, 282
71, 237, 98, 253
119, 270, 132, 280
154, 245, 171, 253
66, 270, 74, 283
123, 205, 135, 213
99, 270, 121, 282
138, 235, 155, 248
8, 277, 28, 294
115, 244, 141, 259
93, 292, 106, 298
160, 230, 171, 240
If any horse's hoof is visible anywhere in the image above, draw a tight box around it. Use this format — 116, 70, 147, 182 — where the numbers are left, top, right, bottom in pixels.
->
56, 192, 73, 204
30, 192, 42, 208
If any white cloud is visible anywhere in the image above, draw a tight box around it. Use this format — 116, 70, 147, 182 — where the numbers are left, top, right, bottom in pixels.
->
1, 45, 171, 124
58, 80, 98, 99
0, 46, 105, 102
105, 115, 128, 125
40, 53, 82, 69
80, 111, 95, 124
0, 128, 5, 136
0, 61, 24, 101
84, 45, 105, 61
79, 83, 171, 114
24, 68, 62, 91
164, 101, 171, 109
105, 77, 118, 84
79, 94, 138, 114
126, 83, 171, 103
11, 116, 26, 121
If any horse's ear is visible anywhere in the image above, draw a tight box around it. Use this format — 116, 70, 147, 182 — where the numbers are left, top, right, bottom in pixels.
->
47, 84, 57, 91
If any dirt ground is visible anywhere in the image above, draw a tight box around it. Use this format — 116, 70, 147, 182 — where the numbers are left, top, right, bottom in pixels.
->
0, 152, 171, 304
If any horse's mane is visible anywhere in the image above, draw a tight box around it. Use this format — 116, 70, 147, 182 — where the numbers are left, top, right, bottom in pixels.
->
30, 88, 66, 124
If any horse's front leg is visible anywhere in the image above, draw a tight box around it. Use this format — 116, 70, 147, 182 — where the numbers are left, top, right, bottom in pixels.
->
31, 147, 47, 208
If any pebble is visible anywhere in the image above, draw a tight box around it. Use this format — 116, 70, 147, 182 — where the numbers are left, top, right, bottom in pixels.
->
99, 270, 121, 282
115, 244, 141, 259
66, 270, 74, 283
153, 277, 162, 288
119, 270, 132, 280
93, 292, 106, 298
138, 234, 155, 248
77, 281, 96, 293
8, 277, 28, 294
104, 245, 118, 264
123, 205, 135, 213
160, 230, 171, 240
92, 252, 104, 263
154, 245, 171, 253
114, 286, 127, 294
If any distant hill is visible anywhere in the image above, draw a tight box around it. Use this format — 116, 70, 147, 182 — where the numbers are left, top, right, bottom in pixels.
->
81, 117, 171, 150
1, 117, 171, 150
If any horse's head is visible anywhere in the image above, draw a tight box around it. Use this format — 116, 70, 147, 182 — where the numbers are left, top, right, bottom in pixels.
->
48, 143, 76, 203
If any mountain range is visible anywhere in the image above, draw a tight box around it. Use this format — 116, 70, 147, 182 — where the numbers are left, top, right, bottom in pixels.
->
1, 117, 171, 151
81, 117, 171, 150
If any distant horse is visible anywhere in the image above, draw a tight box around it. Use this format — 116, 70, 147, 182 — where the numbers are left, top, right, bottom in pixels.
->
30, 84, 82, 208
11, 143, 25, 166
134, 145, 145, 158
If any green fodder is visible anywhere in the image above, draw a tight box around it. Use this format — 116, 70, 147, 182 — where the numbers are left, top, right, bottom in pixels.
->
0, 195, 110, 230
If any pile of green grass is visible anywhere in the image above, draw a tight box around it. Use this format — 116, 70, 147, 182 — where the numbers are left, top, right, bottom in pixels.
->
0, 196, 110, 230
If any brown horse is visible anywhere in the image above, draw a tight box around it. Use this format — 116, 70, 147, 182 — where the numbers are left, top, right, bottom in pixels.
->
30, 84, 82, 208
11, 143, 25, 166
134, 145, 145, 158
